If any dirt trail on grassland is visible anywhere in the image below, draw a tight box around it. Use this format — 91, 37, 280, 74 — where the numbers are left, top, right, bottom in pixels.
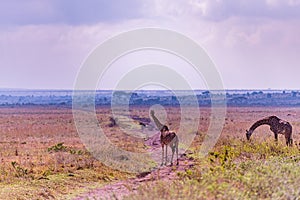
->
73, 133, 195, 200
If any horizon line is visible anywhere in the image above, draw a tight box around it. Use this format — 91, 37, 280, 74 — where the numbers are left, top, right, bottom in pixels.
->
0, 88, 299, 91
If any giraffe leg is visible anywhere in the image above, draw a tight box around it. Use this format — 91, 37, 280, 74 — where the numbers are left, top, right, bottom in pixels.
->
170, 146, 175, 166
165, 145, 168, 165
274, 132, 278, 143
288, 126, 293, 146
161, 145, 164, 166
176, 141, 179, 165
285, 135, 293, 146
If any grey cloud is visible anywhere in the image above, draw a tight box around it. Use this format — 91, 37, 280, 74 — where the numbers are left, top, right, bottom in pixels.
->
190, 0, 300, 21
56, 0, 143, 24
0, 0, 144, 26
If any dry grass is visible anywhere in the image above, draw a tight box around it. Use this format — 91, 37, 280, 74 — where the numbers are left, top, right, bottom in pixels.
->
1, 106, 300, 199
0, 106, 133, 199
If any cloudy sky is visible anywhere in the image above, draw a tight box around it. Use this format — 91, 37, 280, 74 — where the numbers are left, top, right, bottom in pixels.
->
1, 0, 300, 90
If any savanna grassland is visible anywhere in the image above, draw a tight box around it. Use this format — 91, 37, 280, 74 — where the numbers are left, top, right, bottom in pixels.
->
0, 106, 137, 199
1, 106, 300, 199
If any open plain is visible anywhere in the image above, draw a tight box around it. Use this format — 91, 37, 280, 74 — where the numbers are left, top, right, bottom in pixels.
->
1, 105, 300, 199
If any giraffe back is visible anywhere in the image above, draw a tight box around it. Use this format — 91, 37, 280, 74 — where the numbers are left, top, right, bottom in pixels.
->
161, 131, 177, 145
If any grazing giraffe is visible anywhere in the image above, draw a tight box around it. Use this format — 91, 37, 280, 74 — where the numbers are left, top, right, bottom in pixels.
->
150, 110, 179, 166
246, 116, 293, 146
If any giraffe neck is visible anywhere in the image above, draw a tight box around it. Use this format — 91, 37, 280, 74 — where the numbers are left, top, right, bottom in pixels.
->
249, 118, 273, 132
151, 113, 164, 131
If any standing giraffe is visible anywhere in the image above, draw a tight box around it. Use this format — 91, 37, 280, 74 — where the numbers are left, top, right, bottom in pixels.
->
150, 110, 179, 166
246, 116, 293, 146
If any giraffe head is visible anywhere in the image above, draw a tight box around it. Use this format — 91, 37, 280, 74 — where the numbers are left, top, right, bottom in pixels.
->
160, 125, 169, 137
246, 129, 252, 140
160, 125, 169, 133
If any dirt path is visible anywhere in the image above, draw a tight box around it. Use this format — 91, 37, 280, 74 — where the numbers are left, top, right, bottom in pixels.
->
73, 133, 195, 200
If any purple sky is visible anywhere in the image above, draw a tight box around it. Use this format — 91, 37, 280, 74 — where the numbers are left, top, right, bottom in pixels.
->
1, 0, 300, 90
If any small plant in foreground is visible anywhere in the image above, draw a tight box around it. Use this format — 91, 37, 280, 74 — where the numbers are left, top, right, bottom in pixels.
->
11, 161, 29, 178
48, 142, 67, 152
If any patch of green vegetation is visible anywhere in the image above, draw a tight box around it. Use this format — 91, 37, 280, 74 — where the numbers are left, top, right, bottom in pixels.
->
125, 140, 300, 199
11, 161, 31, 178
48, 142, 67, 152
69, 149, 83, 155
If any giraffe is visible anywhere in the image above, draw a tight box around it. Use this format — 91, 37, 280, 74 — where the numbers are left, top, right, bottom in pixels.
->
150, 110, 179, 166
246, 116, 293, 146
